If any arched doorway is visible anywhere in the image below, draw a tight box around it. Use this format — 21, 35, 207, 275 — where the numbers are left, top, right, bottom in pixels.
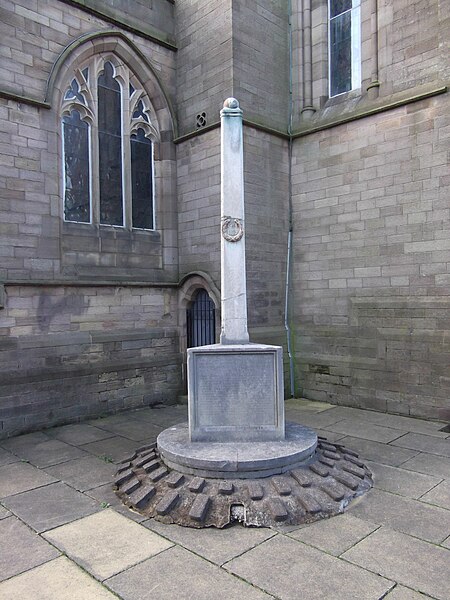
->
186, 289, 216, 348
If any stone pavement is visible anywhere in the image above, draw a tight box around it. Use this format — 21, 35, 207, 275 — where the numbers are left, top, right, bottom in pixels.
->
0, 399, 449, 600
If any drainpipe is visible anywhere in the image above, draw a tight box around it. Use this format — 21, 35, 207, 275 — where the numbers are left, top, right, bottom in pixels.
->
285, 0, 295, 398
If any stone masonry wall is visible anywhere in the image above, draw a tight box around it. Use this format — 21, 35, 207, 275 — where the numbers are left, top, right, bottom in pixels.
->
175, 0, 233, 136
0, 285, 181, 437
232, 0, 289, 131
291, 93, 450, 421
0, 0, 180, 437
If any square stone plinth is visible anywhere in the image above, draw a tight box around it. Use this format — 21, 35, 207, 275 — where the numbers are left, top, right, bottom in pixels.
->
188, 343, 284, 442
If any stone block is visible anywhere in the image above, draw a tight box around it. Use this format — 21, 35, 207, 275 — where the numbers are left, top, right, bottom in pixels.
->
188, 343, 284, 442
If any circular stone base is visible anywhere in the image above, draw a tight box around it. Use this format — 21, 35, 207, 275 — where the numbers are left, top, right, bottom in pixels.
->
113, 431, 373, 529
157, 422, 318, 478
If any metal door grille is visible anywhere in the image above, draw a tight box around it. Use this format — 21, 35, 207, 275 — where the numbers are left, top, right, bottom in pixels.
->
187, 289, 216, 348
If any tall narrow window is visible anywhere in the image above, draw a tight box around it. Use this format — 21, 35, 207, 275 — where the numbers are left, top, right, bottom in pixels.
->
98, 62, 123, 226
131, 128, 154, 229
62, 110, 90, 223
329, 0, 361, 97
61, 56, 158, 230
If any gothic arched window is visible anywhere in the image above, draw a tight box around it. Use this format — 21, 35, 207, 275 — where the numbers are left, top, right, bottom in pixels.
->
61, 57, 158, 230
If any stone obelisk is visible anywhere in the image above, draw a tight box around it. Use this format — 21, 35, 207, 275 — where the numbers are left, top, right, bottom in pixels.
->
187, 98, 285, 442
219, 98, 249, 345
117, 99, 372, 530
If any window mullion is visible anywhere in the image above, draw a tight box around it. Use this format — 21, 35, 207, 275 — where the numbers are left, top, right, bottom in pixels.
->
123, 72, 132, 230
91, 65, 100, 226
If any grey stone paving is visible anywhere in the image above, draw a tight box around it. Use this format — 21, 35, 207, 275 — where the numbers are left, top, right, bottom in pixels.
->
349, 487, 450, 543
0, 516, 59, 581
342, 527, 450, 600
1, 400, 449, 600
367, 461, 442, 499
43, 455, 116, 492
0, 447, 19, 467
0, 461, 57, 498
3, 481, 100, 532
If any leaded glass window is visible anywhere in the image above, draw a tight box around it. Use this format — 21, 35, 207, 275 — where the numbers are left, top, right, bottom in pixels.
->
98, 62, 123, 226
131, 129, 153, 230
61, 56, 158, 230
329, 0, 361, 97
63, 110, 90, 223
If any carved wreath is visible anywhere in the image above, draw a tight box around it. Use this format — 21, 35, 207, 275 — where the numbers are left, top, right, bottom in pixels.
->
221, 217, 244, 242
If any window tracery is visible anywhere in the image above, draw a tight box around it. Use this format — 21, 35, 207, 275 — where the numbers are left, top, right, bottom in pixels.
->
61, 56, 158, 230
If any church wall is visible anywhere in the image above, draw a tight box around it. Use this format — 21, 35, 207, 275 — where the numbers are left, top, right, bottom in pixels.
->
175, 0, 233, 137
0, 0, 181, 438
232, 0, 289, 131
291, 93, 450, 421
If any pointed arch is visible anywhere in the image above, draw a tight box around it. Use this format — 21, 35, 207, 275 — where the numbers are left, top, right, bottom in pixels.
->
46, 30, 177, 138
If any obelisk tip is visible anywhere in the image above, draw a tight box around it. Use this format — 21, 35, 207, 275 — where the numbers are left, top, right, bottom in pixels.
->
223, 97, 239, 109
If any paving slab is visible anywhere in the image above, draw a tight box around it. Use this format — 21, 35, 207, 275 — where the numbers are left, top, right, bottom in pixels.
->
324, 420, 406, 443
284, 399, 335, 412
128, 405, 189, 428
419, 480, 450, 510
382, 585, 434, 599
285, 410, 344, 429
0, 516, 59, 581
0, 505, 11, 519
348, 488, 450, 544
0, 556, 117, 600
400, 452, 450, 479
0, 462, 57, 498
319, 407, 446, 436
106, 544, 273, 600
288, 513, 379, 556
315, 429, 347, 442
144, 519, 276, 565
3, 438, 89, 468
46, 423, 116, 446
0, 447, 19, 467
391, 433, 450, 457
342, 526, 450, 600
43, 508, 173, 581
442, 535, 450, 549
88, 413, 136, 427
43, 456, 116, 492
81, 435, 141, 463
362, 413, 448, 438
367, 461, 442, 499
224, 534, 392, 600
0, 431, 51, 452
3, 481, 100, 532
318, 406, 368, 421
90, 418, 162, 442
336, 436, 418, 466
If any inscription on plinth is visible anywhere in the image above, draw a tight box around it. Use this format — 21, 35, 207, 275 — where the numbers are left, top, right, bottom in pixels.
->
188, 344, 285, 442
